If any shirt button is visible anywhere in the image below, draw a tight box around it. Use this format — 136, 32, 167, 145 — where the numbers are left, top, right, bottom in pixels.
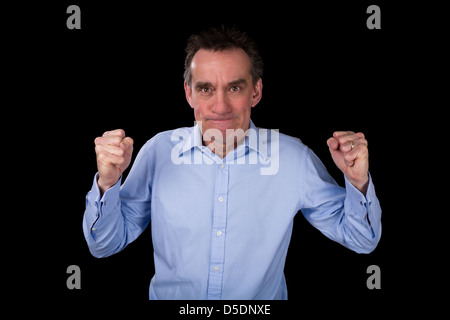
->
218, 196, 223, 202
220, 163, 224, 168
214, 266, 220, 272
91, 228, 96, 231
216, 231, 222, 236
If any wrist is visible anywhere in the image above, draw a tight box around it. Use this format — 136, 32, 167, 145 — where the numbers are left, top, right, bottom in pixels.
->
347, 175, 369, 196
97, 176, 117, 196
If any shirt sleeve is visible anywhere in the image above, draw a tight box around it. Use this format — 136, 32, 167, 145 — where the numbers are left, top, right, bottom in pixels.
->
82, 141, 153, 258
300, 148, 382, 254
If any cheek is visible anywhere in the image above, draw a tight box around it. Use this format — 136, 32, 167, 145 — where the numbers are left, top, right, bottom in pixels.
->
234, 98, 253, 116
192, 101, 208, 120
193, 108, 202, 121
237, 91, 254, 108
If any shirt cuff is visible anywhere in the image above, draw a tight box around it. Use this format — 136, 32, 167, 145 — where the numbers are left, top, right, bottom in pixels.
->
89, 173, 122, 203
344, 172, 375, 218
85, 173, 122, 232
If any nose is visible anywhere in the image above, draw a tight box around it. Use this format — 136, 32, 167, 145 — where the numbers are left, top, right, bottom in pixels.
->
212, 90, 232, 115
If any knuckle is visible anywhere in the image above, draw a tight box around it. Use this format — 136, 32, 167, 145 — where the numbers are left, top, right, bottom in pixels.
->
103, 136, 121, 146
114, 136, 123, 145
115, 129, 126, 138
125, 137, 134, 146
115, 148, 124, 157
341, 141, 351, 150
95, 143, 105, 153
94, 137, 100, 145
340, 136, 351, 144
344, 152, 354, 160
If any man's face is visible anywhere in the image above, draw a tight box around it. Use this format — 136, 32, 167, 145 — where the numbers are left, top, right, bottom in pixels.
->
184, 48, 262, 143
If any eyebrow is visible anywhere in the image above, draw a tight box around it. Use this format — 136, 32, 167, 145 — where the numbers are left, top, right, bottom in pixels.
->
228, 78, 247, 87
194, 81, 213, 89
193, 78, 248, 89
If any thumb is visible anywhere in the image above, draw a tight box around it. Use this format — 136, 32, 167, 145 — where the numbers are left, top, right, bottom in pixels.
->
120, 137, 134, 150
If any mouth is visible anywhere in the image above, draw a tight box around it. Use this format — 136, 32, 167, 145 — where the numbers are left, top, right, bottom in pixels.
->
207, 118, 234, 127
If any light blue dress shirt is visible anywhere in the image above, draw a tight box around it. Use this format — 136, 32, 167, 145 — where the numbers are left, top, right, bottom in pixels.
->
83, 120, 381, 300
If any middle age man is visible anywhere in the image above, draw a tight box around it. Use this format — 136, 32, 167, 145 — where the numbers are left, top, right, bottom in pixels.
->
84, 27, 382, 300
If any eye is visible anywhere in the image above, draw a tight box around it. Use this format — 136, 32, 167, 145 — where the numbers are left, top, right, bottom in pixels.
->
230, 86, 240, 92
199, 87, 212, 95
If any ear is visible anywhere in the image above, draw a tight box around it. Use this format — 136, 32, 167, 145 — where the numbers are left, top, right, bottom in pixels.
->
251, 78, 263, 108
184, 81, 194, 108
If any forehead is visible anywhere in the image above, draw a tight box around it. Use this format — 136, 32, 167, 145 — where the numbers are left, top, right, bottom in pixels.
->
191, 48, 252, 82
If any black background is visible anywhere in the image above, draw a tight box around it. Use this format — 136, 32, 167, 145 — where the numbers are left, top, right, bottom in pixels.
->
6, 0, 444, 317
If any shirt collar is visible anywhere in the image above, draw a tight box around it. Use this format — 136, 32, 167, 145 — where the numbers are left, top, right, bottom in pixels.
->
245, 120, 269, 160
178, 119, 270, 160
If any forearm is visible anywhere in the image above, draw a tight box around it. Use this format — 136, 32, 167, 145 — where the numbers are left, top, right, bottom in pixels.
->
301, 173, 382, 254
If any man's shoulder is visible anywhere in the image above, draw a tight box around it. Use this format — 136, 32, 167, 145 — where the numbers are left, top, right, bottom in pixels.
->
252, 124, 311, 163
277, 131, 311, 163
253, 124, 305, 146
257, 126, 309, 153
278, 131, 307, 149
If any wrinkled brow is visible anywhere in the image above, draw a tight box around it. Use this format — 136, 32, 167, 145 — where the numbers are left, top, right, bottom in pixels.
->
227, 78, 247, 87
194, 81, 214, 89
194, 78, 248, 89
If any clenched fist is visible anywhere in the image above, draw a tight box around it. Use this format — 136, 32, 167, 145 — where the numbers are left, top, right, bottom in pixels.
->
327, 131, 369, 195
94, 129, 134, 194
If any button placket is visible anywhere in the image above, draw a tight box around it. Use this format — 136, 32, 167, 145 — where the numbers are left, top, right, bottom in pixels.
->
206, 163, 229, 299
